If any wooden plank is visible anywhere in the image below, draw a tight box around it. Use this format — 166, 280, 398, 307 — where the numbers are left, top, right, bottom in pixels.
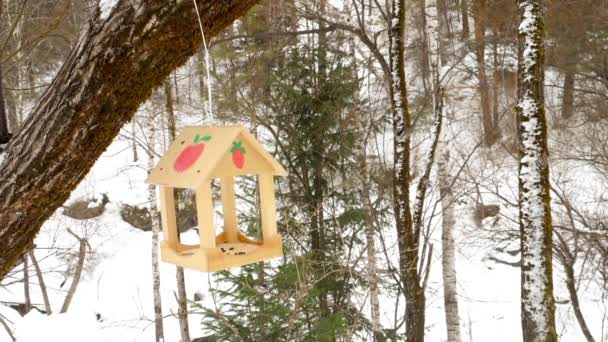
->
196, 180, 216, 249
220, 177, 239, 242
159, 186, 178, 248
258, 174, 278, 241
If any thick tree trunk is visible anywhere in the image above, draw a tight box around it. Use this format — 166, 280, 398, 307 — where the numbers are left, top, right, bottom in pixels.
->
0, 0, 261, 280
438, 150, 462, 342
472, 0, 497, 146
516, 1, 557, 341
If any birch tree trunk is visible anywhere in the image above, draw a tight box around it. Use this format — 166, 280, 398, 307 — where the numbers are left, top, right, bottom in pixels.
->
23, 254, 31, 314
60, 231, 87, 313
515, 1, 557, 340
146, 112, 165, 342
361, 158, 382, 340
28, 250, 51, 315
164, 79, 191, 342
0, 0, 261, 280
438, 150, 462, 342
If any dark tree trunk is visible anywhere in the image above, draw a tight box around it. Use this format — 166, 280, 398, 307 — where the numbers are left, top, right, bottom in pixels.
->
390, 0, 427, 340
559, 249, 595, 342
0, 0, 261, 280
0, 63, 12, 144
437, 0, 449, 65
460, 0, 469, 39
473, 0, 497, 146
561, 69, 575, 120
418, 0, 431, 94
492, 29, 500, 128
0, 0, 7, 145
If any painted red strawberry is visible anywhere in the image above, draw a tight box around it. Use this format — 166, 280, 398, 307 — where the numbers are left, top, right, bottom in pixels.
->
174, 134, 211, 172
231, 141, 246, 169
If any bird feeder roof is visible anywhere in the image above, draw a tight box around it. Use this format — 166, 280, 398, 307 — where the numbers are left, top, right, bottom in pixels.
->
146, 126, 287, 189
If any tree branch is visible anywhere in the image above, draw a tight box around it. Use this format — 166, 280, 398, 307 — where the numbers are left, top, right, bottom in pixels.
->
0, 0, 261, 280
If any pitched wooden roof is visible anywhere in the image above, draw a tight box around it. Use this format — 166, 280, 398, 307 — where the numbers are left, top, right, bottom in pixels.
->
146, 126, 287, 189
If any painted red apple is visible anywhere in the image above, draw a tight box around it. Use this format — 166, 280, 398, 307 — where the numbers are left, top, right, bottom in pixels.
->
231, 141, 246, 169
174, 134, 211, 172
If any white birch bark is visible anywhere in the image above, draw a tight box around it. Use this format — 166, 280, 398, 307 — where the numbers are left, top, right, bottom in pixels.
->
361, 158, 382, 340
438, 150, 462, 342
60, 230, 87, 313
28, 250, 51, 315
146, 112, 165, 342
425, 1, 463, 339
164, 80, 191, 342
23, 254, 31, 313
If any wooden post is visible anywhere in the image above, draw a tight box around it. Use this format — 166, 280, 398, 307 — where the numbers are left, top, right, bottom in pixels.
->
220, 177, 239, 242
159, 186, 179, 248
258, 174, 277, 241
196, 180, 216, 248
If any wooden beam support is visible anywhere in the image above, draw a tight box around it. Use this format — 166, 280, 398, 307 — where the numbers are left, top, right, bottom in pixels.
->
159, 186, 179, 248
196, 181, 216, 249
259, 174, 277, 241
220, 177, 239, 242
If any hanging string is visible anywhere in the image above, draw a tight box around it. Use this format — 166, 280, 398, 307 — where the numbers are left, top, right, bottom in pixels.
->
192, 0, 215, 124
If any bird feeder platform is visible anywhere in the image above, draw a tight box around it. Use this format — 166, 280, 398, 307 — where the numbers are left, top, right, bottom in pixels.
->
160, 231, 282, 272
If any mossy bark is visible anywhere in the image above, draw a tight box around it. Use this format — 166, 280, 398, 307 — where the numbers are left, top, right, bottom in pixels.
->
0, 0, 261, 280
390, 0, 427, 340
516, 0, 557, 341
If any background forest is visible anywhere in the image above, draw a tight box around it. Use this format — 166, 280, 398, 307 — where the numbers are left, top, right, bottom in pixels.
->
0, 0, 607, 341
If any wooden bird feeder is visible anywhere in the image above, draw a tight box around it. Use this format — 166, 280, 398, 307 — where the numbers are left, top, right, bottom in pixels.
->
146, 126, 287, 272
